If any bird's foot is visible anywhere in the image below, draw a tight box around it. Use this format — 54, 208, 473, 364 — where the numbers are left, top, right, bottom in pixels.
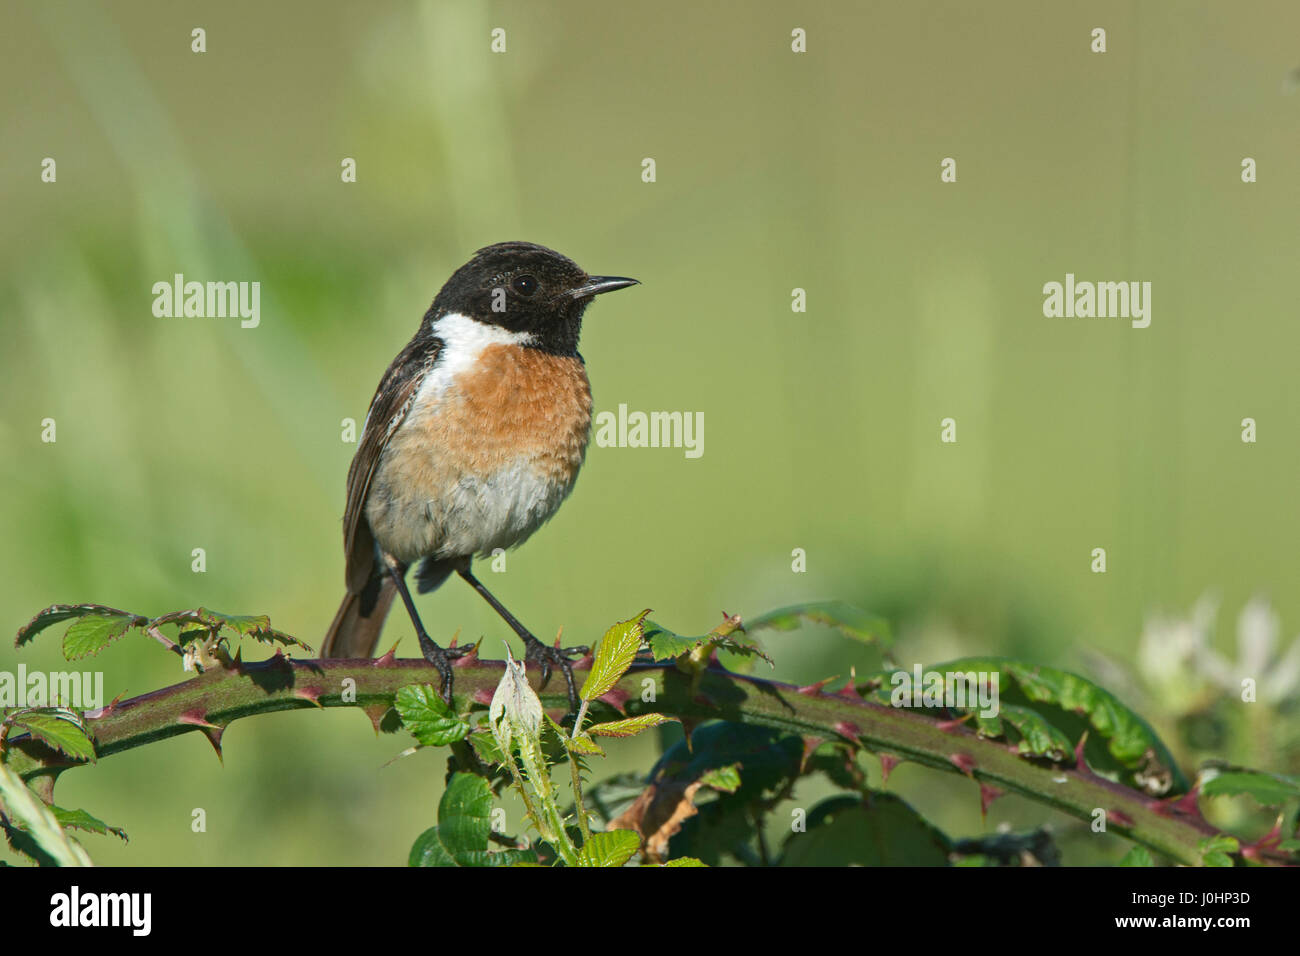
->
523, 632, 589, 712
416, 632, 471, 705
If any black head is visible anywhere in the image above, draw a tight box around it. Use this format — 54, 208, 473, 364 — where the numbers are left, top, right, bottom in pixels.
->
425, 241, 637, 355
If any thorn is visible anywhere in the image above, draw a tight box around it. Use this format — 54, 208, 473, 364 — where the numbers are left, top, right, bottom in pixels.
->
374, 641, 400, 667
361, 703, 391, 734
837, 668, 862, 699
680, 717, 698, 752
797, 676, 838, 696
232, 646, 245, 672
937, 712, 974, 732
832, 720, 862, 744
553, 626, 563, 648
949, 752, 977, 777
294, 686, 324, 708
200, 726, 224, 764
1107, 808, 1136, 829
879, 753, 900, 786
799, 736, 824, 772
979, 782, 1004, 819
1073, 731, 1093, 775
449, 628, 462, 648
178, 708, 221, 732
1148, 781, 1201, 818
454, 642, 480, 667
85, 691, 126, 721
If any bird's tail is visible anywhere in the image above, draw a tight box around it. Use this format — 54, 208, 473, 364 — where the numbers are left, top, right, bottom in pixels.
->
321, 579, 398, 659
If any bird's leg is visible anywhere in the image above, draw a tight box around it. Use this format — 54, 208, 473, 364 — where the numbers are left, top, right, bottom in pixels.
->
457, 566, 587, 710
384, 555, 468, 704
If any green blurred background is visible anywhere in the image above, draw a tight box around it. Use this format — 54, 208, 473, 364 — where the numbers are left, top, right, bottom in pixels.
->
2, 0, 1298, 864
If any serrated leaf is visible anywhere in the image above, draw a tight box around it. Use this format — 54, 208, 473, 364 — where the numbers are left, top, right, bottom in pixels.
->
61, 613, 135, 660
395, 684, 470, 747
986, 704, 1072, 761
581, 611, 650, 702
877, 657, 1189, 795
1200, 771, 1300, 807
14, 604, 145, 649
660, 857, 707, 867
156, 608, 313, 653
575, 829, 640, 867
642, 621, 701, 660
11, 711, 96, 762
565, 733, 605, 756
746, 601, 892, 648
587, 713, 678, 739
468, 729, 506, 765
642, 619, 773, 667
51, 807, 127, 843
1119, 846, 1153, 867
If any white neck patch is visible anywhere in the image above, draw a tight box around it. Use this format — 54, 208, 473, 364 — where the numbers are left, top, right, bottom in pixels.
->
419, 312, 535, 403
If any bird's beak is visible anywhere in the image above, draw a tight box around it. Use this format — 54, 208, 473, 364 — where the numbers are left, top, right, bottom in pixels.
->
572, 275, 640, 299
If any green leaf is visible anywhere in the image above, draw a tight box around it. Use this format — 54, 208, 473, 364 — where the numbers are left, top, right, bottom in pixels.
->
408, 826, 457, 867
996, 704, 1074, 761
565, 733, 605, 757
14, 604, 145, 650
155, 608, 313, 653
1198, 834, 1239, 868
409, 773, 536, 866
395, 684, 470, 747
575, 829, 640, 867
1200, 771, 1300, 807
642, 618, 774, 667
436, 772, 494, 859
746, 601, 892, 648
468, 730, 506, 765
660, 857, 707, 867
587, 713, 678, 738
697, 763, 742, 794
10, 711, 96, 762
581, 610, 650, 702
51, 807, 127, 843
875, 657, 1189, 795
780, 794, 950, 866
62, 613, 136, 660
642, 621, 699, 660
1119, 846, 1153, 867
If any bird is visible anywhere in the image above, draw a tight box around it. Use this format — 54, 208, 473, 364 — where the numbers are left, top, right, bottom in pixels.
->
320, 241, 638, 707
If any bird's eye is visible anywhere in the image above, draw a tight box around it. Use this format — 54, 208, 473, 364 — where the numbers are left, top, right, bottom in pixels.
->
511, 274, 538, 296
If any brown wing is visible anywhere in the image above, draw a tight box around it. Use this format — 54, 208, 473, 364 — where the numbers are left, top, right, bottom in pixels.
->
342, 334, 441, 593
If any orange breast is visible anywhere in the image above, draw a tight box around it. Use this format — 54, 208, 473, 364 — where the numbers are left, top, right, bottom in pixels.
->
365, 343, 593, 563
435, 344, 592, 482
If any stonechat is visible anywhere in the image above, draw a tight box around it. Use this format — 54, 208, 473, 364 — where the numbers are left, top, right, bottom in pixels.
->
321, 241, 638, 706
